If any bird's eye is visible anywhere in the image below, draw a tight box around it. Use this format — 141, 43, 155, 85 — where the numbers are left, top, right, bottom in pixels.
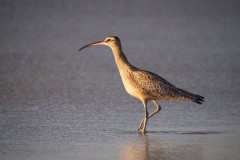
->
106, 39, 111, 42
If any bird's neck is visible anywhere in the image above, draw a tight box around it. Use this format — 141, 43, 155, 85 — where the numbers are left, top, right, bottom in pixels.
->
110, 45, 136, 72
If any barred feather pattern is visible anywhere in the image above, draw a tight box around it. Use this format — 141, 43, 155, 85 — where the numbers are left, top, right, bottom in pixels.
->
131, 70, 204, 104
175, 88, 205, 104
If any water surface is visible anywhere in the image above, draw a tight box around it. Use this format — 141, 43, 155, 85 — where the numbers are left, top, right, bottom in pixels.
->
1, 0, 240, 159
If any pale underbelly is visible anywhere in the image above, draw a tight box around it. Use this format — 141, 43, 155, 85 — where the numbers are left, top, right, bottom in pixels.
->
121, 79, 178, 101
122, 78, 141, 98
121, 78, 155, 101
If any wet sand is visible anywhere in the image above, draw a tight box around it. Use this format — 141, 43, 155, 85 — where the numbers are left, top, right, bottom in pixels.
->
1, 0, 240, 159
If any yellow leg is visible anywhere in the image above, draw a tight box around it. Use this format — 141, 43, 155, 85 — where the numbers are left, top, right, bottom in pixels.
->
137, 100, 148, 133
148, 100, 161, 118
137, 100, 161, 132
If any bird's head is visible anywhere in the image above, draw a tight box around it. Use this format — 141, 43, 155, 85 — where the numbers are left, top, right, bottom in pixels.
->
78, 36, 121, 51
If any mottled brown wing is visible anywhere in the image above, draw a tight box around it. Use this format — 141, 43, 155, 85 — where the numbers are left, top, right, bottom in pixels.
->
132, 70, 179, 97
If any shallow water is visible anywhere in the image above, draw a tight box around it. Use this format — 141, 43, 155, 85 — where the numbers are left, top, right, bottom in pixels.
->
1, 0, 240, 159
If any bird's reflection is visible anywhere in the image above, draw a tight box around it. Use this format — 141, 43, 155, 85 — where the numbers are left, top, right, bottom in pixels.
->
120, 132, 203, 160
121, 133, 164, 160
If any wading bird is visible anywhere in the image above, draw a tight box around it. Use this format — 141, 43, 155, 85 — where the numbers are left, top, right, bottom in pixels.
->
78, 36, 204, 133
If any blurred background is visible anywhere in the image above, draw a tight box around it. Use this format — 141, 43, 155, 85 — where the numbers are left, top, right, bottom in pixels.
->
0, 0, 240, 160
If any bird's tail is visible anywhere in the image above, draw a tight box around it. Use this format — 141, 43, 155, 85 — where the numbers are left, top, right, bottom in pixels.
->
177, 88, 205, 105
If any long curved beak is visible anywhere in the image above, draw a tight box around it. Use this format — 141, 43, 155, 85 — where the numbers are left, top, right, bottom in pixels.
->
78, 41, 105, 51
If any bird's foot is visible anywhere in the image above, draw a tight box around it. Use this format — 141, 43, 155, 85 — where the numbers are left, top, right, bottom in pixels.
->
137, 119, 144, 131
137, 119, 148, 133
